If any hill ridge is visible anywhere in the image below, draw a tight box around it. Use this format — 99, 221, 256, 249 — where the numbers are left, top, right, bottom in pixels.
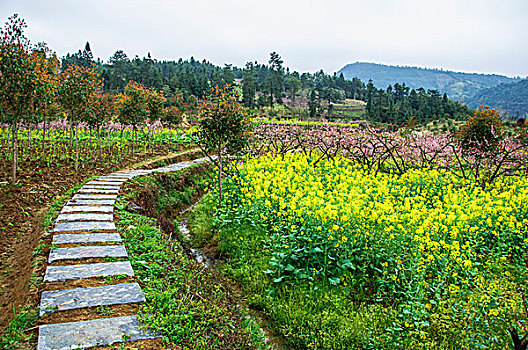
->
337, 61, 520, 101
465, 79, 528, 118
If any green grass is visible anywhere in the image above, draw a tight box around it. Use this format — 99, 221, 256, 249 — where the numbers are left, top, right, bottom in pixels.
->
0, 306, 38, 349
188, 196, 397, 349
116, 172, 271, 349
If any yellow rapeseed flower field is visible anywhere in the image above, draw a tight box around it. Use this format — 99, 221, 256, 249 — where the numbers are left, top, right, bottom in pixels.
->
212, 152, 528, 348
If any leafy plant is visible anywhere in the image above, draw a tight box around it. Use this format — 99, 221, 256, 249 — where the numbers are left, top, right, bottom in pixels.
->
458, 106, 504, 152
192, 85, 251, 206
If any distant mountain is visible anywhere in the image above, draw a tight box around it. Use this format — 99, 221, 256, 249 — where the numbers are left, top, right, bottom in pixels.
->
337, 62, 520, 101
465, 79, 528, 119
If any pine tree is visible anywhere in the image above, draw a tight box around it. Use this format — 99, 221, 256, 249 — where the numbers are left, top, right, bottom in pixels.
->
242, 61, 258, 108
267, 51, 284, 108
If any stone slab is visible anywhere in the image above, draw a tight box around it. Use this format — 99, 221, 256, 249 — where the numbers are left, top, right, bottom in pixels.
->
37, 315, 159, 350
83, 185, 121, 189
61, 206, 114, 213
87, 180, 124, 186
106, 174, 136, 179
72, 194, 118, 200
113, 171, 152, 177
118, 169, 151, 173
125, 175, 147, 179
98, 176, 129, 180
115, 174, 149, 179
48, 245, 128, 263
78, 188, 120, 194
67, 199, 116, 206
53, 221, 116, 232
112, 170, 150, 175
52, 233, 122, 245
56, 213, 113, 222
44, 261, 134, 282
153, 157, 212, 173
154, 166, 185, 173
40, 283, 145, 316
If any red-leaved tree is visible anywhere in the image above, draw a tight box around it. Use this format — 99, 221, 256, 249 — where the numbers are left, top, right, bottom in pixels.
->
0, 14, 37, 182
194, 85, 251, 205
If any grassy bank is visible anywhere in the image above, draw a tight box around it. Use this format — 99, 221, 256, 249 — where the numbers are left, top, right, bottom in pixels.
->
117, 166, 272, 349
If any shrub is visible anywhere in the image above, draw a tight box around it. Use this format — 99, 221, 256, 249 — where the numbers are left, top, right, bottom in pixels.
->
458, 106, 504, 152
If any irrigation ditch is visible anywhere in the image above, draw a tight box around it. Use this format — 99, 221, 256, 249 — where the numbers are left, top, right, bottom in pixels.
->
121, 162, 286, 349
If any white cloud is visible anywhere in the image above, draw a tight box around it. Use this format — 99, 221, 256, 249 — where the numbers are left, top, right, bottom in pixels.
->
1, 0, 526, 76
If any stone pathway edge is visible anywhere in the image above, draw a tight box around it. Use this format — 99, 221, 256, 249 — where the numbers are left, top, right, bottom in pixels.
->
37, 156, 212, 350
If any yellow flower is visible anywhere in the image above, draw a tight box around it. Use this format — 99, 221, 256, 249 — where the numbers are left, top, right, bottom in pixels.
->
489, 309, 499, 317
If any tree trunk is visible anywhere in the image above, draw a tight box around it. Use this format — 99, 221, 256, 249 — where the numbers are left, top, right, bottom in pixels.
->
41, 115, 47, 161
75, 123, 79, 171
218, 149, 223, 206
148, 126, 152, 153
69, 119, 73, 148
97, 124, 102, 158
132, 127, 135, 156
11, 118, 18, 183
6, 123, 11, 156
119, 126, 123, 156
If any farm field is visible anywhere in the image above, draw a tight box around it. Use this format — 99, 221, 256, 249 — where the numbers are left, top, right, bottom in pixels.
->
188, 117, 528, 349
0, 124, 193, 329
1, 99, 528, 349
1, 5, 526, 349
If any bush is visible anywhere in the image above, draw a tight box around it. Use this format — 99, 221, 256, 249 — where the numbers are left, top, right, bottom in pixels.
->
458, 106, 504, 152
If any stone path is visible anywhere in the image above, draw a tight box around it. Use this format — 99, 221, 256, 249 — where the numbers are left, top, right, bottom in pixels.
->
38, 156, 212, 350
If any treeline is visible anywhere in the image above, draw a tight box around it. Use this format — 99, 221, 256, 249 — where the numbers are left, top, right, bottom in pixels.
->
62, 44, 366, 107
63, 42, 474, 124
365, 81, 474, 125
1, 16, 189, 182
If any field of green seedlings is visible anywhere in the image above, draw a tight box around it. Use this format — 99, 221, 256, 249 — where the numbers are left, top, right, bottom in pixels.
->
0, 123, 192, 174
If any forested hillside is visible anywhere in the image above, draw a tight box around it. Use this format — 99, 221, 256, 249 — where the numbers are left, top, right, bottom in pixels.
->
62, 43, 473, 125
364, 81, 472, 125
465, 79, 528, 119
338, 62, 519, 101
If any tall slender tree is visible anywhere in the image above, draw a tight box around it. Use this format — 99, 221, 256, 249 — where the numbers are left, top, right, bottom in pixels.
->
118, 81, 149, 155
89, 93, 116, 157
242, 61, 258, 108
31, 42, 60, 159
222, 64, 235, 86
146, 87, 166, 152
286, 76, 301, 106
0, 14, 37, 182
195, 85, 250, 206
58, 64, 102, 170
266, 51, 284, 108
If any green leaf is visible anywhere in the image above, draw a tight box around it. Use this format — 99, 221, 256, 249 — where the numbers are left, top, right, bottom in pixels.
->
328, 277, 340, 285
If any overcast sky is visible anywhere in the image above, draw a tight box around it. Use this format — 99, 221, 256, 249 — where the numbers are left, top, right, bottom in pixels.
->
1, 0, 527, 77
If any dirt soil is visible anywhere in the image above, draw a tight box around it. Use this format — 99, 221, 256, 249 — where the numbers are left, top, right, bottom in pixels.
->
0, 145, 194, 330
